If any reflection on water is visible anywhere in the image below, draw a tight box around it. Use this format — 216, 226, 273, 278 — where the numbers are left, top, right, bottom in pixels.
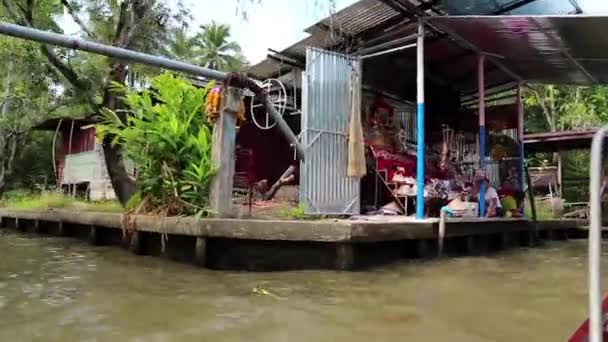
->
0, 231, 600, 341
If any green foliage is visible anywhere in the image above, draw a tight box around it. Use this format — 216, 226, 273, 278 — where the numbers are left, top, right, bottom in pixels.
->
97, 73, 215, 216
191, 21, 248, 71
277, 204, 307, 220
161, 21, 248, 71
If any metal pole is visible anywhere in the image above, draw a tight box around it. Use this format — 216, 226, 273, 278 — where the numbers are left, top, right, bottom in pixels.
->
360, 43, 417, 60
416, 19, 425, 219
478, 54, 486, 217
517, 82, 526, 215
0, 21, 305, 160
589, 126, 608, 342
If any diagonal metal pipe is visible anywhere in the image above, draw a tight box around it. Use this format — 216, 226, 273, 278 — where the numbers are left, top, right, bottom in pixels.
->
0, 21, 305, 160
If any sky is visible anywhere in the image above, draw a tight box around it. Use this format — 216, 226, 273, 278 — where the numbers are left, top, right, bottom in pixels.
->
186, 0, 357, 64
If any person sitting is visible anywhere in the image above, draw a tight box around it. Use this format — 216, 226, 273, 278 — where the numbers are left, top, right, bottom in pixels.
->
440, 185, 470, 218
479, 178, 504, 217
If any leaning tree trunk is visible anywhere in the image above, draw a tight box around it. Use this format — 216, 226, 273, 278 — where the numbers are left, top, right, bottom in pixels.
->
100, 62, 137, 206
98, 0, 155, 206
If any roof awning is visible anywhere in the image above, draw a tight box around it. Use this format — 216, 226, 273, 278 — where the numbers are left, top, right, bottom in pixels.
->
524, 129, 598, 153
427, 15, 608, 85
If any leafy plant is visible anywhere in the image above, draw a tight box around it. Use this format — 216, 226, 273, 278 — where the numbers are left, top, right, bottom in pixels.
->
97, 73, 216, 217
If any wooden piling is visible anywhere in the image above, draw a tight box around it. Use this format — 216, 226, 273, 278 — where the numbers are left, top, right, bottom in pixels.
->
417, 240, 437, 258
57, 221, 67, 236
209, 87, 242, 217
15, 217, 22, 231
31, 219, 40, 234
194, 237, 207, 267
89, 226, 100, 245
336, 243, 355, 270
130, 231, 143, 255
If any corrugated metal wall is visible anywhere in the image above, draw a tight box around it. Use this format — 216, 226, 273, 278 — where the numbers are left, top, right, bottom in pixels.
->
300, 48, 361, 215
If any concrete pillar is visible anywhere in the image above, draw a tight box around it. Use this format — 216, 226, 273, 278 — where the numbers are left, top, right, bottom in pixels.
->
209, 86, 242, 217
89, 226, 100, 245
336, 243, 355, 270
194, 237, 207, 267
130, 231, 143, 255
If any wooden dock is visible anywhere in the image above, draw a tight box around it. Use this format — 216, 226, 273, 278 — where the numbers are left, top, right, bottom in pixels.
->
0, 209, 588, 271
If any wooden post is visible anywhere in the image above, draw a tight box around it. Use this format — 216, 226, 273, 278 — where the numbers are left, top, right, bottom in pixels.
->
417, 239, 437, 259
336, 243, 355, 270
466, 236, 477, 255
438, 210, 447, 257
15, 218, 22, 231
500, 232, 513, 250
89, 225, 100, 245
209, 86, 242, 217
130, 231, 143, 255
32, 219, 40, 234
57, 221, 67, 236
194, 237, 207, 267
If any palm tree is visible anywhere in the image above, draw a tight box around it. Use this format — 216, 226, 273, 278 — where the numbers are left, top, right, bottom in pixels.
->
192, 22, 247, 71
162, 27, 197, 64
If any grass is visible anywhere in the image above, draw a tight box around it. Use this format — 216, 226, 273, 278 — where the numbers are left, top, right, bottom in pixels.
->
276, 204, 307, 220
0, 191, 124, 213
525, 199, 558, 221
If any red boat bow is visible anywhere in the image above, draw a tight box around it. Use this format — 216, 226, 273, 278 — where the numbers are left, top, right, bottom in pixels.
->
569, 295, 608, 341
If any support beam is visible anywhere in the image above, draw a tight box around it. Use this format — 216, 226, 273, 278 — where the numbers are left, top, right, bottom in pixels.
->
89, 225, 100, 245
0, 22, 304, 160
415, 19, 426, 219
478, 55, 486, 217
57, 221, 67, 236
194, 237, 207, 267
209, 87, 241, 217
336, 243, 355, 270
517, 83, 525, 202
130, 231, 143, 255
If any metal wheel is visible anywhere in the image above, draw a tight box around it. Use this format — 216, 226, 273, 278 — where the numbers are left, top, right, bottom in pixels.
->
250, 78, 287, 130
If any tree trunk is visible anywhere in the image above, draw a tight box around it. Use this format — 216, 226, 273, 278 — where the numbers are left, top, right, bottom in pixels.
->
101, 62, 137, 206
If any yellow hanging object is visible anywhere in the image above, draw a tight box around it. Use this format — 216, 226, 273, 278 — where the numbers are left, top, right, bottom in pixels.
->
205, 87, 222, 124
236, 98, 246, 127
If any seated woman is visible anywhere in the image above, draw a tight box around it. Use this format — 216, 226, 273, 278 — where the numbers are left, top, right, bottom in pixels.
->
481, 178, 504, 218
440, 185, 470, 218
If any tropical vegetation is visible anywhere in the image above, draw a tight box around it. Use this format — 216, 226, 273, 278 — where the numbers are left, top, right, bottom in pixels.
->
97, 73, 215, 217
0, 0, 246, 208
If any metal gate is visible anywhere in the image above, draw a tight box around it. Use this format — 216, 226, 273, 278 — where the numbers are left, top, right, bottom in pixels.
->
300, 47, 361, 215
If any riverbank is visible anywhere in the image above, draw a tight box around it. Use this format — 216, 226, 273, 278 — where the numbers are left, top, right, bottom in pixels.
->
0, 208, 588, 271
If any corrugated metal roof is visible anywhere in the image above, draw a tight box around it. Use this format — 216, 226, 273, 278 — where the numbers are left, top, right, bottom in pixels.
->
305, 0, 402, 36
428, 15, 608, 85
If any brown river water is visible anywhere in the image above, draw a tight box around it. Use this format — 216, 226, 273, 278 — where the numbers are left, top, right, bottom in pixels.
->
0, 231, 600, 341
